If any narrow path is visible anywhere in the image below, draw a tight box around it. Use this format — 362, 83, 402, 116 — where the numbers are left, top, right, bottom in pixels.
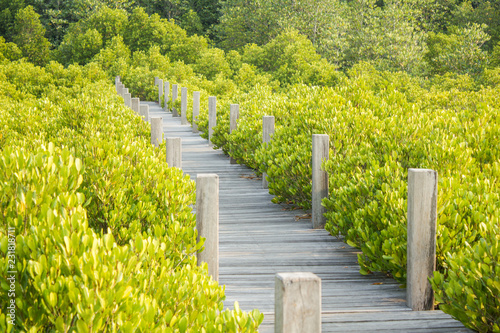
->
147, 102, 473, 332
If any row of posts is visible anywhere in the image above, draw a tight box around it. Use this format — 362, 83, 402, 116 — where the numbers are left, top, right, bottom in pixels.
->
122, 76, 437, 332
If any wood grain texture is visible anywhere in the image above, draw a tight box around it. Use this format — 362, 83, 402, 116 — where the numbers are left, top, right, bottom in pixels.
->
143, 102, 472, 332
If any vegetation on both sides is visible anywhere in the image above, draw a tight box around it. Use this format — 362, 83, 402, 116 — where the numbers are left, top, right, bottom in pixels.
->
0, 1, 499, 332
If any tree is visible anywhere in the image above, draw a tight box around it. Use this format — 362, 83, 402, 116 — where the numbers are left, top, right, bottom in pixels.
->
0, 0, 25, 42
216, 0, 280, 50
54, 6, 128, 65
426, 23, 490, 76
13, 5, 51, 66
189, 0, 221, 37
0, 36, 23, 63
342, 0, 429, 74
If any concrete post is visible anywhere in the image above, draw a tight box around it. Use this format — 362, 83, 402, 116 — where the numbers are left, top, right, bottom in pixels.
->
262, 116, 275, 189
154, 77, 159, 85
196, 174, 219, 281
193, 92, 200, 133
158, 79, 164, 105
229, 104, 239, 164
275, 272, 321, 333
150, 117, 163, 147
172, 84, 179, 117
115, 76, 120, 92
124, 93, 132, 108
131, 97, 140, 114
117, 83, 123, 96
181, 87, 188, 125
140, 104, 149, 122
407, 168, 438, 311
164, 81, 170, 112
312, 134, 329, 229
166, 137, 182, 169
208, 96, 217, 146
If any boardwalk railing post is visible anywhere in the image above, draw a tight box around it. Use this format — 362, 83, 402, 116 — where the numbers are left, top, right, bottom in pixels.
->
115, 76, 120, 92
124, 91, 131, 108
158, 79, 163, 105
312, 134, 329, 229
131, 97, 140, 114
262, 115, 275, 189
196, 174, 219, 281
164, 81, 170, 112
275, 272, 321, 333
407, 168, 438, 311
192, 91, 200, 133
181, 87, 188, 125
166, 137, 182, 169
150, 117, 163, 147
208, 96, 216, 146
117, 83, 123, 96
229, 104, 239, 164
140, 104, 149, 122
172, 84, 179, 117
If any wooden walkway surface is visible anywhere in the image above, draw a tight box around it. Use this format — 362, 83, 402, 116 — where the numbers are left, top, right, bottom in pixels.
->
147, 102, 473, 332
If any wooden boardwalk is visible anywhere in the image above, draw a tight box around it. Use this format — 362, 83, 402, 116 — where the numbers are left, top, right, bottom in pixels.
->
147, 102, 473, 332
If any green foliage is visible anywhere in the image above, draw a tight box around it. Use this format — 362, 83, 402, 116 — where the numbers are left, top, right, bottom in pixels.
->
179, 9, 204, 36
241, 30, 341, 87
0, 36, 22, 63
169, 34, 209, 64
91, 35, 131, 77
342, 0, 429, 74
54, 6, 128, 65
431, 230, 500, 332
194, 48, 231, 80
216, 0, 279, 50
0, 0, 25, 42
12, 6, 51, 66
426, 23, 491, 76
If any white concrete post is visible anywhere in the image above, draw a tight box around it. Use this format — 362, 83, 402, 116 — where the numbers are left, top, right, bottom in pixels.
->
166, 137, 182, 169
140, 104, 149, 122
115, 76, 120, 92
208, 96, 217, 146
407, 168, 438, 311
192, 92, 200, 133
181, 87, 188, 125
275, 272, 321, 333
172, 84, 179, 117
117, 83, 123, 96
196, 174, 219, 282
124, 93, 132, 108
229, 104, 239, 164
164, 81, 170, 112
131, 97, 140, 114
262, 116, 275, 189
158, 79, 163, 105
154, 77, 159, 85
312, 134, 329, 229
150, 117, 163, 147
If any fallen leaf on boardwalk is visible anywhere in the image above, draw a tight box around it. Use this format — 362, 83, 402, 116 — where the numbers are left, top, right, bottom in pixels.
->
372, 282, 384, 285
295, 214, 312, 221
239, 174, 261, 180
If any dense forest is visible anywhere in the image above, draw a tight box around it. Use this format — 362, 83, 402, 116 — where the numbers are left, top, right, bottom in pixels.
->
0, 0, 499, 332
1, 0, 500, 78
